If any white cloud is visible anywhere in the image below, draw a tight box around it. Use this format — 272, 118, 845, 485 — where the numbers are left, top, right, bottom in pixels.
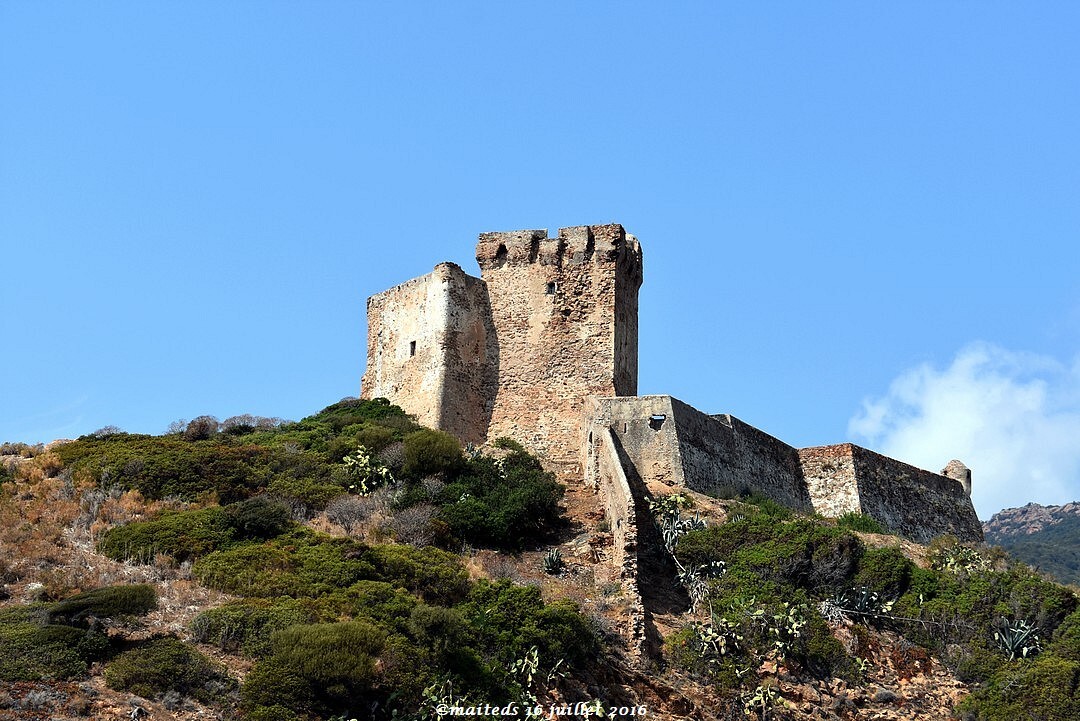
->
848, 342, 1080, 519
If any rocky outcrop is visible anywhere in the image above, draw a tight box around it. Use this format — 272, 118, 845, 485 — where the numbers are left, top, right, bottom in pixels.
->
984, 501, 1080, 539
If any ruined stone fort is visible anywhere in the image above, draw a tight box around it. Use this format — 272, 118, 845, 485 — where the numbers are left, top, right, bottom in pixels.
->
360, 224, 982, 545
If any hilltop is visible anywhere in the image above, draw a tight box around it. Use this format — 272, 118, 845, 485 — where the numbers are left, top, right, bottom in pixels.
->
2, 399, 1080, 719
984, 503, 1080, 586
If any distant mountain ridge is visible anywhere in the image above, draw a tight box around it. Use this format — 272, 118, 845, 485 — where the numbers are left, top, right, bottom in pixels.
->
985, 502, 1080, 585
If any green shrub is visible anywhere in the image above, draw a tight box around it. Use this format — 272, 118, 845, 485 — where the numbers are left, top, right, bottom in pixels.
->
353, 425, 396, 455
53, 434, 306, 502
98, 507, 233, 563
194, 542, 307, 597
266, 475, 347, 511
104, 637, 235, 703
665, 622, 747, 688
408, 604, 468, 658
402, 429, 464, 480
740, 494, 794, 520
797, 612, 858, 681
335, 581, 419, 630
194, 529, 378, 597
437, 450, 564, 548
303, 398, 415, 432
48, 584, 157, 626
367, 544, 470, 605
835, 512, 886, 535
223, 496, 292, 540
191, 598, 318, 656
242, 621, 386, 719
192, 528, 468, 605
1001, 568, 1078, 633
853, 546, 914, 598
458, 579, 598, 668
677, 518, 862, 594
959, 655, 1080, 720
0, 620, 110, 680
951, 639, 1008, 684
1050, 608, 1080, 661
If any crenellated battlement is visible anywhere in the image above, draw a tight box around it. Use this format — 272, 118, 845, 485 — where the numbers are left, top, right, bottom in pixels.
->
476, 224, 643, 275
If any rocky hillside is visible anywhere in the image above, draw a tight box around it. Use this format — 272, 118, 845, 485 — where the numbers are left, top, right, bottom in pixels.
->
984, 502, 1080, 586
3, 403, 1080, 719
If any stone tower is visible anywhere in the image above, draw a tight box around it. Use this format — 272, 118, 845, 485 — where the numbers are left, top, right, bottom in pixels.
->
360, 262, 496, 445
475, 224, 643, 466
360, 224, 643, 466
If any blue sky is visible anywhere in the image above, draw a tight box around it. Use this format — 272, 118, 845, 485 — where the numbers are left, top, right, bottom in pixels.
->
3, 3, 1078, 518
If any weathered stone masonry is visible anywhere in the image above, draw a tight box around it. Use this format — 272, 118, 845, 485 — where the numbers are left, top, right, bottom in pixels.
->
584, 397, 982, 544
361, 262, 496, 445
361, 224, 982, 545
363, 224, 642, 467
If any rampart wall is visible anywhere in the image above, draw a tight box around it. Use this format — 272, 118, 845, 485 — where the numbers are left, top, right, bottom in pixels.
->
585, 396, 812, 512
799, 445, 862, 518
587, 424, 646, 655
586, 396, 981, 543
852, 446, 981, 543
798, 444, 981, 541
676, 405, 812, 512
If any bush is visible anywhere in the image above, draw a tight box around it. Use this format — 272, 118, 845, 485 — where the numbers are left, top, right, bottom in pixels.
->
183, 415, 220, 441
401, 429, 464, 480
54, 434, 307, 502
98, 507, 233, 563
384, 504, 442, 546
959, 655, 1080, 719
325, 494, 372, 533
1050, 608, 1080, 661
737, 494, 793, 521
797, 612, 858, 681
665, 622, 746, 688
304, 398, 415, 432
836, 512, 886, 535
677, 518, 862, 594
335, 581, 419, 629
407, 604, 468, 659
853, 546, 914, 598
458, 580, 598, 668
266, 475, 347, 512
367, 544, 470, 605
191, 598, 318, 657
48, 584, 157, 626
437, 450, 564, 548
0, 618, 110, 681
193, 527, 468, 604
193, 538, 339, 598
241, 621, 386, 719
223, 496, 292, 540
104, 637, 236, 703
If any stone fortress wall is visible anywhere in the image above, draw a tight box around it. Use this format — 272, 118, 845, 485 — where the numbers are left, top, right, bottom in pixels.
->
584, 396, 981, 543
800, 444, 982, 544
475, 225, 642, 466
361, 224, 983, 546
360, 262, 496, 444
